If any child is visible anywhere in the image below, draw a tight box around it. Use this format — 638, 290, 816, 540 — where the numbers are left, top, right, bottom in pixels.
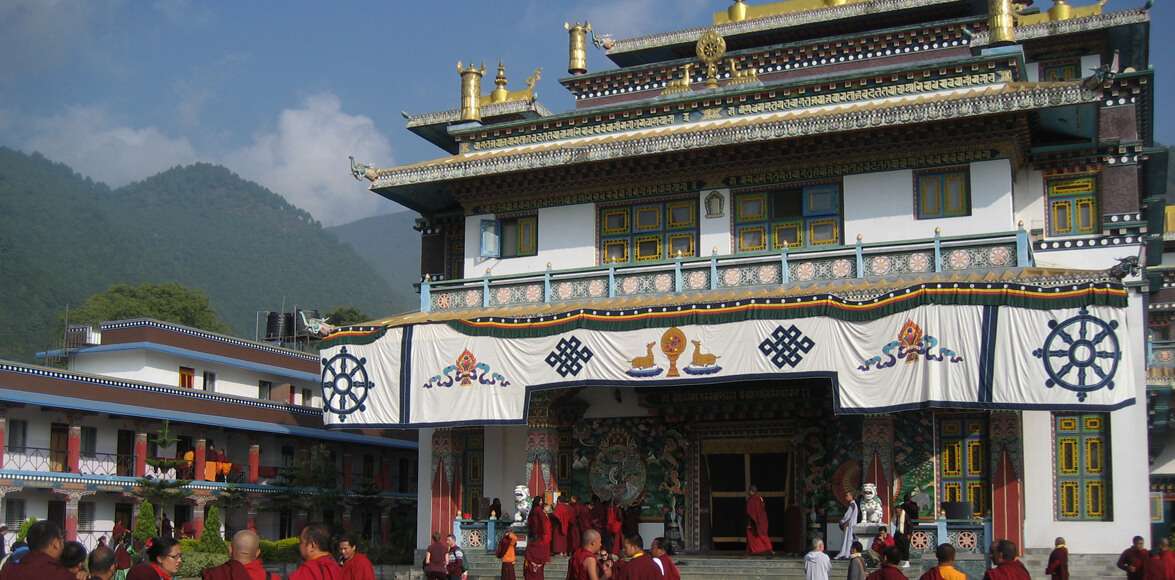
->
1045, 537, 1068, 580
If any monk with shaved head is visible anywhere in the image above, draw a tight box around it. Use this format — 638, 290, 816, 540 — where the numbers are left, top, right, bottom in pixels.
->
202, 530, 277, 580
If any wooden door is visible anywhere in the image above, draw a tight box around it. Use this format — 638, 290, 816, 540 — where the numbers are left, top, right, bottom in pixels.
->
49, 424, 68, 472
703, 438, 792, 551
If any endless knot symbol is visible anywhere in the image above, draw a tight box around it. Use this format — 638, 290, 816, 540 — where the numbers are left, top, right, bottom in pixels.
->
758, 325, 815, 369
545, 336, 594, 377
1032, 307, 1121, 402
320, 346, 375, 422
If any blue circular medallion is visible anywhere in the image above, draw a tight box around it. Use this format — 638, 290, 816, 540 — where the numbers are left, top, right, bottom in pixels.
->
1032, 307, 1120, 402
320, 346, 374, 422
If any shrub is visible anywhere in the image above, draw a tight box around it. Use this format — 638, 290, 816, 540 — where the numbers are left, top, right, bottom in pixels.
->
133, 501, 157, 546
176, 551, 228, 578
15, 517, 37, 542
195, 506, 227, 554
259, 537, 301, 563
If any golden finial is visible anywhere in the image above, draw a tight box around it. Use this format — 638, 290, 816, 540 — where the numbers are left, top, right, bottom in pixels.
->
987, 0, 1016, 45
728, 0, 748, 21
490, 62, 509, 104
457, 61, 486, 121
565, 22, 591, 75
696, 29, 727, 89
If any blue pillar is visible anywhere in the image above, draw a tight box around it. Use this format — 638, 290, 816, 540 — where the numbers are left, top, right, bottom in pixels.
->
855, 235, 865, 279
486, 519, 497, 553
543, 264, 552, 304
482, 274, 491, 308
420, 276, 432, 312
1016, 221, 1031, 267
674, 255, 683, 293
608, 264, 617, 298
933, 228, 943, 273
710, 250, 719, 290
780, 244, 790, 284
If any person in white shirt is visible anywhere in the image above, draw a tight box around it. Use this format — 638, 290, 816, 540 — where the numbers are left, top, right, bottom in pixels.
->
805, 538, 831, 580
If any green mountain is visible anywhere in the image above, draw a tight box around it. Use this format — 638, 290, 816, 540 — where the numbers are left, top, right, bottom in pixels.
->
325, 211, 422, 314
0, 147, 412, 361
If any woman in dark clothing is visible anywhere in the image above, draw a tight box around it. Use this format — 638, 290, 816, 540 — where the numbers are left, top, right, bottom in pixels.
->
125, 537, 181, 580
489, 499, 504, 520
423, 532, 449, 580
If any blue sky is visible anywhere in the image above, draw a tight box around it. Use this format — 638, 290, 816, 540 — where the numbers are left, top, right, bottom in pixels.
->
0, 0, 1170, 225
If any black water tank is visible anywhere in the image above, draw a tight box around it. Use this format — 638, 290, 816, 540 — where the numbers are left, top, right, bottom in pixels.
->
265, 311, 288, 340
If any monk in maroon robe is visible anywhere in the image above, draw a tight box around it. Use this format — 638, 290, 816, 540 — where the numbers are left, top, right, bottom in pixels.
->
984, 540, 1031, 580
614, 535, 662, 580
1045, 538, 1068, 580
1120, 537, 1151, 580
567, 530, 604, 580
868, 548, 908, 580
650, 538, 679, 580
575, 498, 593, 551
553, 497, 575, 556
745, 486, 773, 555
1157, 539, 1175, 579
606, 503, 623, 556
290, 525, 342, 580
525, 498, 553, 580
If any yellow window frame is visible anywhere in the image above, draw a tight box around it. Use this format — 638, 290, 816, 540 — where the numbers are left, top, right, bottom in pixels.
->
1075, 198, 1097, 234
634, 206, 662, 232
1085, 437, 1103, 474
944, 482, 962, 503
772, 222, 802, 249
967, 482, 986, 515
736, 193, 768, 222
602, 240, 629, 264
1049, 176, 1096, 196
667, 201, 696, 229
918, 175, 942, 217
942, 420, 962, 436
944, 173, 969, 215
668, 233, 696, 258
1058, 417, 1078, 431
601, 208, 630, 235
1086, 481, 1105, 517
1059, 437, 1078, 475
516, 216, 537, 256
634, 235, 663, 262
737, 225, 768, 252
967, 440, 984, 476
1083, 416, 1103, 431
808, 218, 839, 246
1051, 200, 1073, 234
943, 441, 962, 477
1060, 482, 1080, 518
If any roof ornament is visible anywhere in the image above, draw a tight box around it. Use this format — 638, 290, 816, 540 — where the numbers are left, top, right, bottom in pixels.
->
457, 61, 486, 122
661, 63, 695, 96
592, 30, 615, 51
696, 29, 727, 89
483, 63, 542, 104
726, 58, 761, 86
348, 156, 378, 182
565, 22, 592, 75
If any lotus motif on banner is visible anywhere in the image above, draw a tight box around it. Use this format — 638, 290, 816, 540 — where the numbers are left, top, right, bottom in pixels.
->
858, 320, 964, 371
422, 348, 511, 389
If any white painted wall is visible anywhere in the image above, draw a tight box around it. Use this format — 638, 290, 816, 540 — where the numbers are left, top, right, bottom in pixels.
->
482, 426, 529, 518
843, 159, 1015, 243
71, 348, 317, 405
699, 188, 731, 256
1012, 166, 1046, 233
1033, 243, 1145, 272
465, 203, 596, 277
1022, 292, 1150, 553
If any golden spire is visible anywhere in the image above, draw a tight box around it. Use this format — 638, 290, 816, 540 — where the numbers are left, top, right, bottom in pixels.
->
728, 0, 749, 21
696, 29, 727, 89
490, 62, 509, 104
457, 61, 485, 122
565, 21, 591, 75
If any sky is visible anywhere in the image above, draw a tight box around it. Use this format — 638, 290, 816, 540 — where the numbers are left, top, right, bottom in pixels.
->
0, 0, 1170, 226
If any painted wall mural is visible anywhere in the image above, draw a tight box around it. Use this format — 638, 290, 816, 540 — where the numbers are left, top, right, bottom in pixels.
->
569, 417, 689, 521
893, 411, 936, 519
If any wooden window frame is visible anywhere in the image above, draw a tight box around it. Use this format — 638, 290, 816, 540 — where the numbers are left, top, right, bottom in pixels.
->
1039, 58, 1081, 82
1046, 174, 1100, 238
598, 198, 698, 265
179, 367, 195, 389
1053, 412, 1112, 521
732, 183, 842, 253
914, 168, 971, 220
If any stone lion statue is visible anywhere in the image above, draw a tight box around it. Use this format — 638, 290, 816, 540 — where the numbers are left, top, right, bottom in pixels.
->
860, 483, 883, 524
513, 484, 531, 523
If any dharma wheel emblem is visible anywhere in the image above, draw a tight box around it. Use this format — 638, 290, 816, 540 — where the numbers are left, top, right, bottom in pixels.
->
321, 346, 374, 422
1032, 308, 1120, 402
696, 29, 727, 89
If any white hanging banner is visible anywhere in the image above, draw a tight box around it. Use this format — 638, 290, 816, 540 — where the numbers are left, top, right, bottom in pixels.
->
318, 299, 1136, 428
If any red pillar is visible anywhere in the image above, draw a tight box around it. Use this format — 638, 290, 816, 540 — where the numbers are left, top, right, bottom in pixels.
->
67, 425, 81, 473
380, 457, 392, 492
380, 511, 391, 544
248, 444, 260, 484
0, 416, 7, 469
246, 502, 257, 532
194, 438, 207, 481
134, 432, 147, 477
992, 450, 1023, 553
193, 499, 207, 537
342, 453, 353, 490
341, 507, 353, 532
64, 493, 82, 541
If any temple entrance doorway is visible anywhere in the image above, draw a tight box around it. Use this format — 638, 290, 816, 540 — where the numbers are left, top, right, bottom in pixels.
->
702, 438, 793, 551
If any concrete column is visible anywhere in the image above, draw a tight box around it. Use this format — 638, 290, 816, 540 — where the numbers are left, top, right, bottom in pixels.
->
342, 452, 353, 490
67, 425, 81, 473
246, 500, 258, 532
63, 491, 92, 541
248, 444, 260, 484
379, 456, 392, 491
341, 505, 353, 532
134, 432, 148, 477
293, 510, 308, 535
194, 438, 207, 481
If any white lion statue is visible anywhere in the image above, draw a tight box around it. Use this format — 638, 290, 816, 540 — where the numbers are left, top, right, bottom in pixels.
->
860, 483, 883, 524
513, 484, 532, 523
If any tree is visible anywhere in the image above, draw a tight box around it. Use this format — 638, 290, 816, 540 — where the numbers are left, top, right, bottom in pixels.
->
265, 444, 341, 522
16, 517, 37, 542
133, 421, 191, 525
69, 282, 232, 333
325, 305, 370, 326
133, 501, 157, 545
196, 505, 225, 552
214, 484, 250, 535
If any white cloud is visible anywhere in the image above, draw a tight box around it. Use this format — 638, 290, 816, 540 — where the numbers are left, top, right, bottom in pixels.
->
0, 0, 116, 81
228, 93, 396, 226
24, 105, 198, 187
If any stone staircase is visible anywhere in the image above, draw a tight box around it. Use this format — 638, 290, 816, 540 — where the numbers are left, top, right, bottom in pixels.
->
1019, 549, 1122, 580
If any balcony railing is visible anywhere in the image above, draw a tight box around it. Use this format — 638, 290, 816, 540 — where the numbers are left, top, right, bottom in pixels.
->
4, 447, 64, 472
79, 453, 136, 477
420, 229, 1031, 313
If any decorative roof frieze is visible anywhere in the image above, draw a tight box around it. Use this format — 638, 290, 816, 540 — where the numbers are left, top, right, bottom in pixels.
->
404, 100, 554, 128
968, 9, 1148, 46
369, 82, 1093, 190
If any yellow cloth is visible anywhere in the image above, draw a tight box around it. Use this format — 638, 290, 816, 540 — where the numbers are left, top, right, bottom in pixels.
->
937, 565, 967, 580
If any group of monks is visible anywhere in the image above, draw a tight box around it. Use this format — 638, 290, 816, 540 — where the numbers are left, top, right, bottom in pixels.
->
497, 495, 680, 580
1111, 536, 1175, 580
